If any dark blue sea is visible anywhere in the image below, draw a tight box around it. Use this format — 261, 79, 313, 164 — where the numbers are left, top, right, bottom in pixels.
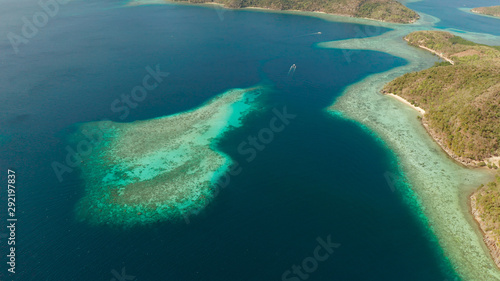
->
406, 0, 500, 36
1, 0, 498, 280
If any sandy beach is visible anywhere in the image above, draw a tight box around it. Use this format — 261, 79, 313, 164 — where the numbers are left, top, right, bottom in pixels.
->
385, 93, 426, 115
322, 22, 500, 279
403, 37, 455, 64
118, 1, 500, 276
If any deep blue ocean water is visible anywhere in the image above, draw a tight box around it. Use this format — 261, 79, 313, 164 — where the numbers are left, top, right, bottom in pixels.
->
406, 0, 500, 36
1, 0, 498, 280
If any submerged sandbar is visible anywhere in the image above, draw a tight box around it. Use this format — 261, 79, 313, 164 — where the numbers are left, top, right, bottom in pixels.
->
75, 88, 261, 226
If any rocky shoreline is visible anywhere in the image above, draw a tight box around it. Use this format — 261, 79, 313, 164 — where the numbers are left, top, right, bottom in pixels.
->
470, 193, 500, 268
421, 118, 484, 167
388, 89, 500, 269
471, 6, 500, 18
384, 33, 500, 268
168, 0, 420, 24
383, 91, 497, 168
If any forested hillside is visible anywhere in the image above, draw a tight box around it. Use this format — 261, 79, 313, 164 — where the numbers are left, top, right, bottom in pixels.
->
172, 0, 419, 23
472, 6, 500, 18
383, 31, 500, 165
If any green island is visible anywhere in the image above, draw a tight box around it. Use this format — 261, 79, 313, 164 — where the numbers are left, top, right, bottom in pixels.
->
171, 0, 419, 23
74, 88, 262, 226
471, 5, 500, 18
383, 31, 500, 167
383, 30, 500, 267
472, 173, 500, 267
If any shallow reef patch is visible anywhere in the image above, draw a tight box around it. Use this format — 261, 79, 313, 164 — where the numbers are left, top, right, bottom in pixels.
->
74, 87, 262, 227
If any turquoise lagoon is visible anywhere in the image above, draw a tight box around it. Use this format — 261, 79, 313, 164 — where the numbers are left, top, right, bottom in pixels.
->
0, 0, 499, 280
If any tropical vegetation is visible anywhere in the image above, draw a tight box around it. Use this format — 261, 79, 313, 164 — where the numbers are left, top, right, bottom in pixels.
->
472, 5, 500, 18
172, 0, 419, 23
383, 31, 500, 164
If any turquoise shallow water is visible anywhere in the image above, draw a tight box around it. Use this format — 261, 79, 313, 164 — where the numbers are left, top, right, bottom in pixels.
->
406, 0, 500, 36
322, 27, 498, 279
0, 0, 499, 280
73, 88, 263, 226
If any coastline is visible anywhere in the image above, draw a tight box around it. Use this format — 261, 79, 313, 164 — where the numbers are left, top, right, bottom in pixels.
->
421, 119, 473, 166
124, 1, 500, 277
404, 37, 455, 64
127, 0, 419, 24
382, 92, 472, 169
458, 7, 500, 21
321, 26, 500, 279
471, 7, 500, 19
389, 34, 500, 170
385, 92, 497, 168
415, 45, 454, 64
243, 6, 418, 24
378, 31, 500, 269
385, 93, 425, 114
421, 118, 500, 168
470, 192, 500, 268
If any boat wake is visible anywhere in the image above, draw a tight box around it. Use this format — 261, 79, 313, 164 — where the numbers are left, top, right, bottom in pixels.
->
288, 64, 297, 77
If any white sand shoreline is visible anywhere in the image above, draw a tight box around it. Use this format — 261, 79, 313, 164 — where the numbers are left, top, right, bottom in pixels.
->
418, 45, 455, 64
323, 27, 500, 280
386, 93, 426, 114
120, 2, 500, 277
127, 0, 418, 24
404, 37, 455, 64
